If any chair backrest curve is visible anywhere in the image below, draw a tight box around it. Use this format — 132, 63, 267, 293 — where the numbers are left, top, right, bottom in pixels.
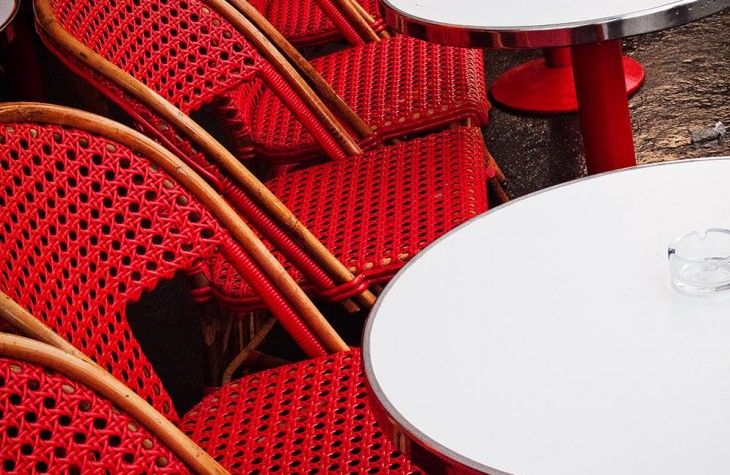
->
0, 103, 349, 420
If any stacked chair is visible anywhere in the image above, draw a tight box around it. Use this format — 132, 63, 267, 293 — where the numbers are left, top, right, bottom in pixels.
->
219, 0, 506, 196
35, 0, 496, 176
0, 103, 423, 474
33, 0, 498, 379
215, 0, 492, 166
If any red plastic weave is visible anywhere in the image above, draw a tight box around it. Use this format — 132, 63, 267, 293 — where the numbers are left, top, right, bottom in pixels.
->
40, 0, 490, 309
0, 357, 191, 474
181, 348, 423, 474
51, 0, 261, 116
0, 120, 329, 421
219, 34, 491, 164
206, 126, 491, 305
0, 122, 225, 420
35, 28, 337, 356
249, 0, 385, 48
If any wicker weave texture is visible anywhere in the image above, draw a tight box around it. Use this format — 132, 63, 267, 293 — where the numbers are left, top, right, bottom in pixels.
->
181, 348, 423, 474
52, 0, 262, 114
207, 126, 490, 305
0, 357, 191, 474
220, 35, 490, 163
249, 0, 384, 48
0, 122, 227, 421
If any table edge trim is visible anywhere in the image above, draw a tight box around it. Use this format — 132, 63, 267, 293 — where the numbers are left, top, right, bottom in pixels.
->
379, 0, 730, 48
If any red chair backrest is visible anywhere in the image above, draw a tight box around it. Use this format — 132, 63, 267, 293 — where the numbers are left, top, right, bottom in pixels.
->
51, 0, 262, 115
0, 120, 225, 422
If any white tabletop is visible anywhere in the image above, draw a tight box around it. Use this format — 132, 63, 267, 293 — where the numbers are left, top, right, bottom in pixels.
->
364, 157, 730, 475
380, 0, 730, 47
0, 0, 18, 33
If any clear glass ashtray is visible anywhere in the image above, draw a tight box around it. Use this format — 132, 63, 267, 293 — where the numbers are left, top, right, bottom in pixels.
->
668, 229, 730, 293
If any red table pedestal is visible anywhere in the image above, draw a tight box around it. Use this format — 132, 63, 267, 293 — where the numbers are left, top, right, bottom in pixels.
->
490, 47, 644, 114
571, 39, 639, 174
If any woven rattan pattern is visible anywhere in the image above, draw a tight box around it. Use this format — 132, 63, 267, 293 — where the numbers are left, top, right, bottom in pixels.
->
207, 126, 490, 304
220, 35, 490, 163
0, 122, 225, 422
248, 0, 383, 48
0, 357, 191, 474
52, 0, 262, 115
181, 348, 423, 474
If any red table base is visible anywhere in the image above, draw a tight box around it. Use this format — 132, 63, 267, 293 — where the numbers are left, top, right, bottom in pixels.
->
490, 48, 645, 114
571, 40, 639, 174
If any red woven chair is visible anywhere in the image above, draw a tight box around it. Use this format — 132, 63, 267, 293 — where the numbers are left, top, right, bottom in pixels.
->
0, 319, 422, 474
0, 104, 423, 474
33, 0, 497, 319
229, 0, 505, 181
207, 126, 489, 302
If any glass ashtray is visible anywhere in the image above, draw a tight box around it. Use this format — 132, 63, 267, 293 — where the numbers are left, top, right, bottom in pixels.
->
668, 228, 730, 293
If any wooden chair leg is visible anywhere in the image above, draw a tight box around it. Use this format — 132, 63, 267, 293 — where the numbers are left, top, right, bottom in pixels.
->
187, 272, 235, 387
490, 154, 507, 183
196, 299, 230, 388
482, 143, 509, 204
483, 143, 506, 184
488, 177, 510, 205
222, 316, 278, 385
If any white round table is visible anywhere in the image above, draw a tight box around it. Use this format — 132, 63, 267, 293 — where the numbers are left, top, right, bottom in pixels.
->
363, 157, 730, 475
379, 0, 729, 174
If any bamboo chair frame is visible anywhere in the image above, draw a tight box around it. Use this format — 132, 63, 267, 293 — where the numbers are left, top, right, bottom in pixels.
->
318, 0, 391, 41
310, 0, 380, 44
34, 0, 379, 309
0, 284, 419, 473
0, 328, 228, 474
348, 0, 389, 37
0, 102, 349, 354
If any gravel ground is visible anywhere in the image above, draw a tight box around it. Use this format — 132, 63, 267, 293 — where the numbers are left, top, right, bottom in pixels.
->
484, 9, 730, 199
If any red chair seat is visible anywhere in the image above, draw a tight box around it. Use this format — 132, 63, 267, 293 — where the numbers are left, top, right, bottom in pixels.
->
205, 127, 490, 308
249, 0, 385, 48
181, 348, 422, 474
219, 35, 490, 164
